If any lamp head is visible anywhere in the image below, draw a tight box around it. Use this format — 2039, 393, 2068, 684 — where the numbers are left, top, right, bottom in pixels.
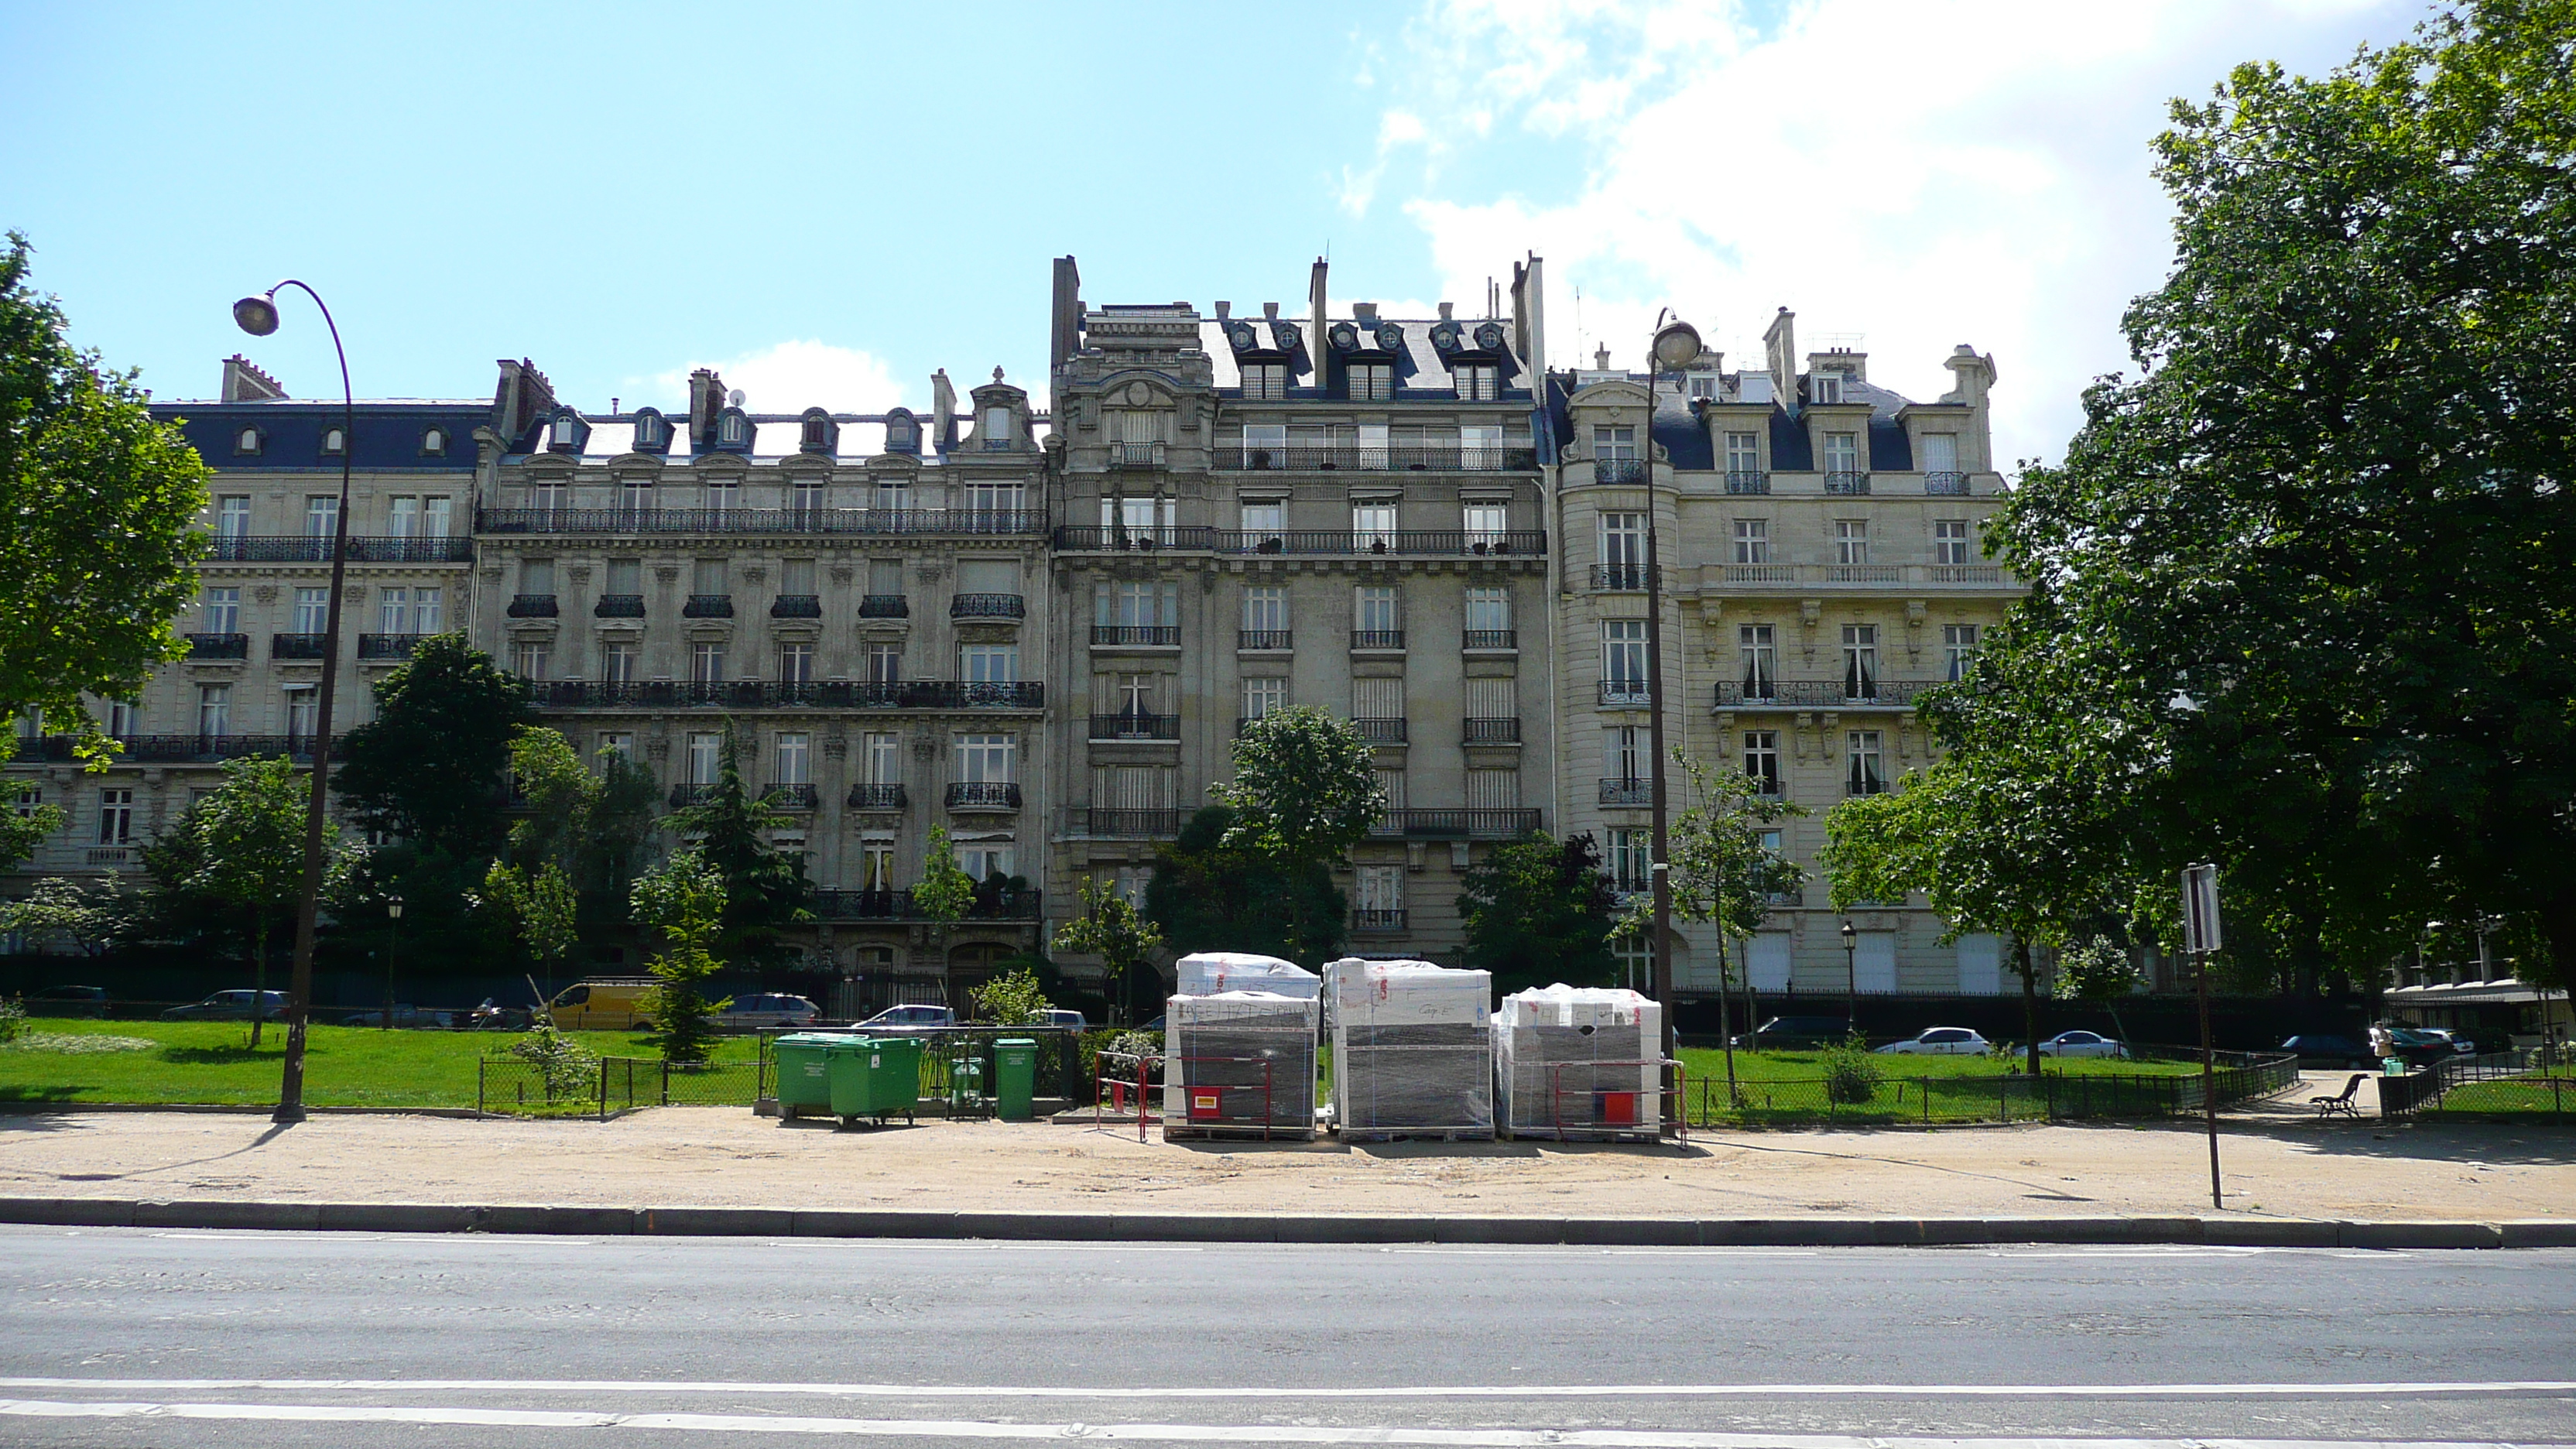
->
1841, 920, 1855, 943
233, 293, 280, 337
387, 896, 404, 921
1651, 319, 1703, 371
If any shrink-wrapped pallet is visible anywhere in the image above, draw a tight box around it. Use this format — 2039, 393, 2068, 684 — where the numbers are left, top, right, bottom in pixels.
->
1324, 958, 1493, 1139
1174, 951, 1321, 1000
1162, 989, 1319, 1137
1494, 985, 1663, 1139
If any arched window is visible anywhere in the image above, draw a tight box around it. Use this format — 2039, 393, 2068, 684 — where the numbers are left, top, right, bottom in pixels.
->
421, 426, 446, 455
236, 427, 261, 454
802, 415, 827, 448
321, 427, 346, 454
721, 413, 746, 444
550, 413, 577, 447
885, 411, 919, 453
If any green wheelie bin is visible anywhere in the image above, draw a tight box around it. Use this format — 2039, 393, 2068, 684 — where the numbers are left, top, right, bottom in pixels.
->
994, 1037, 1038, 1121
772, 1033, 853, 1121
829, 1036, 921, 1127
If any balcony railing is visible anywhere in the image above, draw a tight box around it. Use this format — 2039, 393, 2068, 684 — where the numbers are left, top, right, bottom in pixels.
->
1238, 629, 1293, 651
1461, 629, 1516, 652
1923, 471, 1968, 495
1925, 564, 2003, 584
1824, 471, 1871, 495
1599, 778, 1651, 806
272, 633, 328, 659
1725, 469, 1771, 495
594, 594, 646, 618
85, 846, 136, 868
1714, 563, 2014, 587
846, 783, 907, 810
15, 733, 341, 764
1590, 564, 1646, 591
205, 535, 473, 564
857, 594, 909, 618
1825, 564, 1900, 584
682, 594, 735, 618
1598, 680, 1652, 707
1089, 713, 1180, 742
1353, 908, 1408, 932
769, 594, 823, 618
1070, 807, 1184, 838
951, 593, 1026, 619
477, 506, 1041, 536
810, 888, 1044, 922
1594, 458, 1647, 485
1353, 717, 1408, 744
764, 783, 819, 810
1714, 680, 1935, 709
669, 783, 719, 807
1050, 526, 1546, 557
1370, 808, 1543, 840
1462, 717, 1521, 744
946, 781, 1023, 810
1214, 444, 1538, 473
1350, 629, 1405, 651
1091, 625, 1179, 647
506, 594, 559, 618
522, 679, 1044, 710
183, 632, 249, 659
357, 633, 426, 659
1108, 440, 1166, 469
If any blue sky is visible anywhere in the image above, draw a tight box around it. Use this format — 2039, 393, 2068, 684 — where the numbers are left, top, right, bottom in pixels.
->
5, 0, 2423, 463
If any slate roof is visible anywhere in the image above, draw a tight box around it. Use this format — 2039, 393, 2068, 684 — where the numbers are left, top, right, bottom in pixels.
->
149, 399, 488, 474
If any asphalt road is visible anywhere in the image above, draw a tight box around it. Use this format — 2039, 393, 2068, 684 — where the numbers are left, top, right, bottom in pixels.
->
0, 1226, 2570, 1447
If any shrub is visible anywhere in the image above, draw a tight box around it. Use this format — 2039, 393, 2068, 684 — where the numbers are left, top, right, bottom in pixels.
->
507, 1023, 599, 1099
969, 967, 1051, 1026
1822, 1033, 1884, 1105
0, 996, 23, 1043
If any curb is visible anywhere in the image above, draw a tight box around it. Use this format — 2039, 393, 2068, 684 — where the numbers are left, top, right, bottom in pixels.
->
0, 1197, 2567, 1250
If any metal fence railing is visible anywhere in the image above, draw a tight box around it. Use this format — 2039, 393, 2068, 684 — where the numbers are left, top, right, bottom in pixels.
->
477, 1055, 762, 1119
1681, 1052, 2300, 1127
2382, 1050, 2574, 1121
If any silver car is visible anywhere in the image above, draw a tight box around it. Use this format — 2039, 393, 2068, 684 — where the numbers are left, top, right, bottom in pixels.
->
718, 993, 820, 1029
2037, 1029, 2128, 1059
1874, 1026, 1991, 1056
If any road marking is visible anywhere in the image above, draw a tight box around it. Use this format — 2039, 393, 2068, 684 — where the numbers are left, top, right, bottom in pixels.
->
4, 1378, 2568, 1401
0, 1400, 2561, 1445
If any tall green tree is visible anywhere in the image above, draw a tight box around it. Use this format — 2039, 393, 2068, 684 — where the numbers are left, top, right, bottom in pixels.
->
1634, 755, 1807, 1077
1146, 804, 1345, 964
482, 726, 660, 971
1053, 875, 1166, 1027
666, 726, 812, 965
157, 756, 349, 1046
334, 634, 536, 862
1458, 832, 1621, 997
629, 848, 729, 1064
0, 875, 141, 957
1210, 707, 1383, 961
912, 823, 976, 923
1, 231, 209, 771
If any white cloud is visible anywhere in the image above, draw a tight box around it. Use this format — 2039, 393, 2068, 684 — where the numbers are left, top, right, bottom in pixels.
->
632, 339, 906, 416
1371, 0, 2413, 466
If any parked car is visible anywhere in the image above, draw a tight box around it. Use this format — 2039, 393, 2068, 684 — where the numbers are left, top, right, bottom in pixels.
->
340, 1004, 453, 1028
2387, 1026, 2463, 1067
2281, 1033, 2372, 1067
2412, 1026, 2477, 1056
26, 985, 108, 1019
2036, 1029, 2129, 1059
1875, 1026, 1991, 1056
161, 989, 288, 1022
718, 993, 820, 1029
1731, 1015, 1852, 1050
1038, 1009, 1088, 1031
541, 978, 656, 1031
856, 1004, 954, 1030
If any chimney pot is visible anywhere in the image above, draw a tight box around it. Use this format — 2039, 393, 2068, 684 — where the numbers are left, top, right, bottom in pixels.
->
1437, 302, 1454, 321
1262, 302, 1279, 321
1215, 301, 1231, 320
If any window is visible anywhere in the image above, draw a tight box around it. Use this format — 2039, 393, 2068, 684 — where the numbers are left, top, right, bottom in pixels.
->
1352, 677, 1403, 729
1725, 431, 1760, 474
864, 732, 901, 785
1848, 730, 1886, 795
1811, 372, 1845, 405
1356, 865, 1403, 916
510, 641, 550, 680
779, 642, 814, 685
197, 684, 231, 738
1460, 423, 1503, 469
1110, 865, 1150, 906
389, 496, 420, 538
963, 481, 1023, 520
693, 558, 727, 596
1739, 624, 1776, 699
1242, 676, 1286, 721
378, 587, 411, 635
1351, 499, 1397, 550
790, 480, 824, 517
414, 587, 443, 632
107, 701, 138, 737
1935, 519, 1971, 566
958, 844, 1014, 881
218, 496, 251, 540
1242, 586, 1286, 632
855, 844, 896, 894
1372, 767, 1406, 811
872, 475, 913, 513
1944, 624, 1980, 681
422, 426, 446, 455
1100, 494, 1173, 537
719, 413, 746, 445
606, 558, 642, 597
1686, 374, 1718, 399
283, 685, 319, 742
1594, 424, 1637, 461
962, 644, 1019, 683
202, 587, 240, 635
533, 479, 569, 514
1354, 585, 1400, 633
293, 587, 329, 634
552, 413, 581, 447
601, 641, 637, 685
982, 406, 1012, 447
1455, 363, 1500, 401
13, 786, 42, 820
687, 732, 722, 785
1107, 673, 1160, 718
321, 427, 345, 454
1462, 502, 1508, 547
521, 559, 556, 597
96, 788, 133, 846
1598, 512, 1645, 588
866, 643, 902, 683
1743, 730, 1781, 794
1602, 619, 1648, 700
774, 733, 810, 786
598, 731, 635, 761
1241, 363, 1290, 400
1605, 724, 1645, 783
955, 734, 1015, 783
1465, 677, 1515, 728
1842, 625, 1879, 698
1356, 420, 1390, 469
235, 429, 260, 456
1920, 432, 1959, 474
1833, 519, 1871, 566
305, 495, 338, 539
1098, 579, 1179, 629
1732, 518, 1769, 565
1238, 498, 1285, 543
691, 641, 726, 684
1823, 432, 1859, 473
1605, 828, 1650, 894
1464, 586, 1510, 633
1348, 362, 1395, 401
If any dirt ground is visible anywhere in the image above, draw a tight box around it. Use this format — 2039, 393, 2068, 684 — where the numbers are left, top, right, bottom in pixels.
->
0, 1096, 2566, 1222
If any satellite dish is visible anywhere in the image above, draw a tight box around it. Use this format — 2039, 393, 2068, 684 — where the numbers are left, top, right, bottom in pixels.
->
727, 389, 746, 408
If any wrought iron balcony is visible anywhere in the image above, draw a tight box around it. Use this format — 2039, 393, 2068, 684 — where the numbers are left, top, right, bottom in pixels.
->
1461, 629, 1517, 651
506, 594, 559, 618
1369, 808, 1543, 840
1071, 807, 1184, 838
810, 887, 1044, 922
183, 632, 249, 659
271, 633, 328, 660
1089, 713, 1180, 742
1712, 680, 1934, 710
1598, 680, 1652, 707
769, 594, 823, 618
1725, 469, 1771, 495
204, 535, 473, 564
1599, 777, 1651, 807
1108, 440, 1166, 469
945, 781, 1023, 810
1462, 717, 1520, 744
1353, 717, 1408, 744
682, 594, 735, 618
951, 593, 1026, 619
1091, 625, 1179, 647
16, 732, 341, 764
846, 783, 907, 810
1238, 629, 1293, 651
1594, 458, 1648, 485
668, 783, 719, 807
764, 783, 819, 810
594, 594, 646, 618
1590, 564, 1646, 591
357, 633, 426, 659
522, 679, 1043, 710
857, 594, 909, 618
1214, 444, 1538, 473
1050, 526, 1547, 558
1349, 629, 1405, 651
477, 506, 1041, 537
1352, 908, 1408, 932
1824, 471, 1872, 495
1923, 471, 1968, 495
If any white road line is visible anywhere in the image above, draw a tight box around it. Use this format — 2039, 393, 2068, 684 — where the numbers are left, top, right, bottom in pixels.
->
0, 1400, 2559, 1446
3, 1378, 2567, 1401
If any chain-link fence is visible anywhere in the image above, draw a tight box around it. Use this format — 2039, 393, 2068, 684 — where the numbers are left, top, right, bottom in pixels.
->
477, 1054, 762, 1119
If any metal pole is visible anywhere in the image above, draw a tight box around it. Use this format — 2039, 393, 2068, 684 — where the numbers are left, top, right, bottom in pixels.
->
269, 280, 354, 1125
2197, 947, 2221, 1209
1643, 324, 1676, 1061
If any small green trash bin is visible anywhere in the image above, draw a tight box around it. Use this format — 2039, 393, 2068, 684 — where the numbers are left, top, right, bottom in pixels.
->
994, 1037, 1037, 1121
829, 1036, 922, 1126
773, 1033, 853, 1121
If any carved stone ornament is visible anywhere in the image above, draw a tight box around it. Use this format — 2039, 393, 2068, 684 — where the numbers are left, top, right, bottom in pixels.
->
252, 585, 278, 605
909, 729, 940, 761
829, 564, 855, 587
914, 560, 947, 584
567, 564, 592, 584
653, 563, 681, 584
1124, 382, 1150, 406
742, 565, 766, 586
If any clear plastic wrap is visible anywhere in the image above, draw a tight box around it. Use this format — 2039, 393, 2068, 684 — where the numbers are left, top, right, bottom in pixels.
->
1324, 958, 1494, 1137
1494, 985, 1663, 1138
1163, 990, 1318, 1136
1174, 951, 1321, 1000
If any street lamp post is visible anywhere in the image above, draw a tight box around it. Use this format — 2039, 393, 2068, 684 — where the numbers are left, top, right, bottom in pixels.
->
1841, 920, 1858, 1036
382, 896, 404, 1030
1643, 313, 1702, 1064
232, 282, 354, 1124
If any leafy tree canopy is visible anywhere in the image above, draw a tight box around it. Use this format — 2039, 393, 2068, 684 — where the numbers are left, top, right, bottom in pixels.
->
912, 823, 977, 923
1208, 708, 1381, 961
665, 726, 812, 963
1458, 832, 1621, 998
334, 635, 535, 862
629, 848, 729, 1064
1054, 873, 1167, 1027
1145, 804, 1345, 965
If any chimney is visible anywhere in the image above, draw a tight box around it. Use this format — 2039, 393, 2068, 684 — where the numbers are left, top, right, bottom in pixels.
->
1307, 257, 1329, 366
687, 368, 723, 445
1764, 307, 1798, 417
1352, 302, 1379, 326
1049, 255, 1083, 372
1262, 302, 1279, 321
220, 355, 286, 403
1437, 302, 1454, 321
1214, 300, 1231, 321
1509, 255, 1546, 379
493, 358, 557, 442
932, 368, 957, 451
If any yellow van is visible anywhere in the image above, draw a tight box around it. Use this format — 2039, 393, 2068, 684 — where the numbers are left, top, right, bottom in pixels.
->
543, 978, 658, 1031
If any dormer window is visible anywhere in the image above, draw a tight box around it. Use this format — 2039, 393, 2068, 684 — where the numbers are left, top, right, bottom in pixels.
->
1348, 362, 1395, 402
981, 406, 1011, 449
1811, 372, 1845, 405
321, 427, 346, 455
884, 409, 920, 454
632, 409, 669, 453
421, 426, 447, 455
1242, 363, 1290, 401
1684, 375, 1718, 399
1454, 363, 1500, 402
719, 412, 747, 446
235, 427, 262, 456
549, 413, 578, 449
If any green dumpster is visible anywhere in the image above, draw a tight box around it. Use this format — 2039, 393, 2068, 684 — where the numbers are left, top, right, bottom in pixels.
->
994, 1037, 1038, 1121
773, 1033, 855, 1121
829, 1036, 922, 1126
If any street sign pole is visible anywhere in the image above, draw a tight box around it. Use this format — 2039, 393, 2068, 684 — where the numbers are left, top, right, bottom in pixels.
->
2181, 863, 2224, 1211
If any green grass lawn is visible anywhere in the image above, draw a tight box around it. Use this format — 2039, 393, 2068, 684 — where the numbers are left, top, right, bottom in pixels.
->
1676, 1046, 2203, 1084
2424, 1074, 2576, 1119
0, 1018, 758, 1109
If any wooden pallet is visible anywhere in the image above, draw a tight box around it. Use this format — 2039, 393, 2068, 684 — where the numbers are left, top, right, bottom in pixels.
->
1333, 1127, 1498, 1144
1162, 1125, 1319, 1143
